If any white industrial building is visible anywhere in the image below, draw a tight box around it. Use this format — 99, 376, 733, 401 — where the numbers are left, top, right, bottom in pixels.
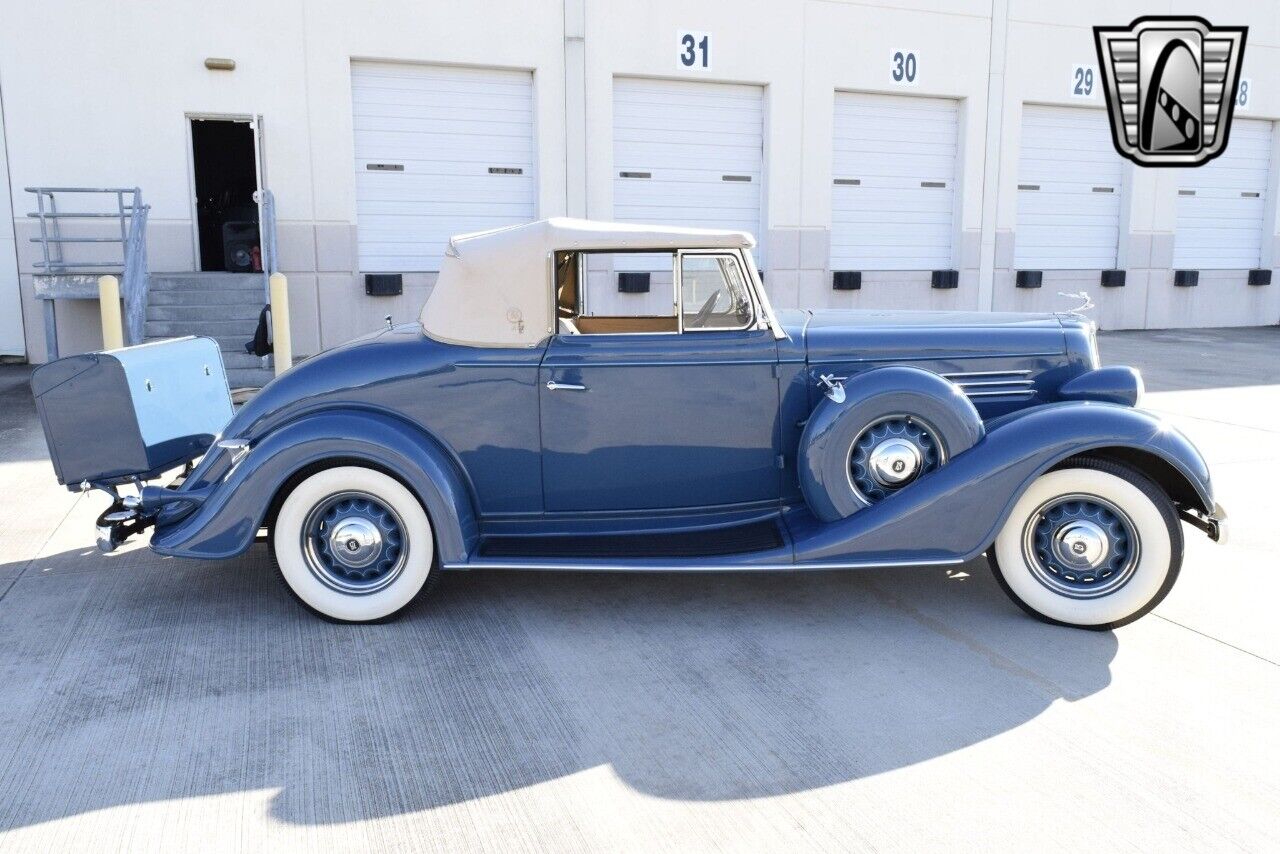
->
1, 0, 1277, 372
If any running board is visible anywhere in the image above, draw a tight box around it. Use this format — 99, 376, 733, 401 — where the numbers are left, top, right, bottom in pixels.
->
476, 519, 784, 560
446, 556, 965, 572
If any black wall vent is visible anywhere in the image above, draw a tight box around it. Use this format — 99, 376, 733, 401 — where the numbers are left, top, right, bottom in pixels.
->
1100, 269, 1126, 287
618, 272, 650, 293
365, 273, 402, 296
832, 271, 861, 291
1016, 270, 1043, 289
1248, 268, 1272, 286
1174, 270, 1199, 287
931, 269, 959, 289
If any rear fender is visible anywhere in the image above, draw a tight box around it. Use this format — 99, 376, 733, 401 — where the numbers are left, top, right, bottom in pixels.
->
149, 410, 478, 562
790, 401, 1214, 565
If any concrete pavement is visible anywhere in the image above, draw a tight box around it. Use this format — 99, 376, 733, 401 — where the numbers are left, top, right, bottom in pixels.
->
0, 328, 1277, 852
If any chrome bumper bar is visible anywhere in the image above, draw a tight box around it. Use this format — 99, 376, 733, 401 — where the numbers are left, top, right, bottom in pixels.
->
1179, 503, 1228, 545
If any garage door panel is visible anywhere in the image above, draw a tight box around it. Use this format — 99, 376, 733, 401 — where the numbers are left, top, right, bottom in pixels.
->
353, 114, 533, 136
354, 131, 533, 156
833, 227, 955, 247
351, 63, 535, 272
618, 209, 761, 225
613, 78, 764, 261
1015, 106, 1122, 269
1173, 118, 1272, 269
353, 90, 533, 111
831, 92, 958, 271
836, 208, 955, 223
835, 157, 957, 176
355, 170, 533, 192
617, 178, 759, 197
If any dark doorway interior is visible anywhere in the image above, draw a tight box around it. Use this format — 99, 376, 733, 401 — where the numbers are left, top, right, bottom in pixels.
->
191, 118, 261, 272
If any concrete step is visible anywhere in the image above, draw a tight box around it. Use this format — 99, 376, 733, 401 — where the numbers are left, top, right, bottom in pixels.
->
150, 272, 265, 292
146, 303, 264, 322
221, 351, 270, 370
145, 319, 258, 337
148, 289, 266, 307
226, 367, 275, 390
147, 333, 251, 351
140, 337, 269, 372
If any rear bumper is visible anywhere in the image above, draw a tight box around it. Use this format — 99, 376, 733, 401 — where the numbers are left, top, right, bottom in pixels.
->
1179, 502, 1228, 544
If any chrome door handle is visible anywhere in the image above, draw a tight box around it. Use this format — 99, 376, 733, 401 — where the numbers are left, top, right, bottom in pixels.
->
546, 381, 587, 391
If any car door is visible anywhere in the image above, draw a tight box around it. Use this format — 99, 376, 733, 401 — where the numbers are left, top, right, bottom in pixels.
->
539, 250, 781, 513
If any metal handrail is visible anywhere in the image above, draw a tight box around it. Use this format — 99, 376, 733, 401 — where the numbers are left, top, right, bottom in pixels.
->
122, 202, 149, 345
255, 188, 279, 292
26, 186, 150, 344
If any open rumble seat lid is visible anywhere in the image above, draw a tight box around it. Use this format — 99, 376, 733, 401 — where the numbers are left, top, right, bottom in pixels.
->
419, 217, 756, 348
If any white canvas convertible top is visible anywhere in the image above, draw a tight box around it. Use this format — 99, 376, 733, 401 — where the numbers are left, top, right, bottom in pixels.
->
419, 217, 756, 348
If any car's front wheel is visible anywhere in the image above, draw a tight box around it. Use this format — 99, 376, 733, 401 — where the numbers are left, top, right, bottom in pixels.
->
988, 458, 1183, 630
270, 466, 438, 623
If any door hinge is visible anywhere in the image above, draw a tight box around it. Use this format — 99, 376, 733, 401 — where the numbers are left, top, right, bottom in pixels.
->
773, 363, 781, 378
775, 454, 786, 469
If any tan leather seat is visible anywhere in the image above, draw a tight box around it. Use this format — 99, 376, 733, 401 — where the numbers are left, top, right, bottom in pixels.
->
575, 316, 678, 334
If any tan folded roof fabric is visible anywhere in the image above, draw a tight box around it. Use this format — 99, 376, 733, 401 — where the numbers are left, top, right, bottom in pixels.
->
420, 217, 756, 348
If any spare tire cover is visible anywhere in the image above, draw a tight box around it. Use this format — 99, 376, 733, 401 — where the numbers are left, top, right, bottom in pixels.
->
798, 366, 984, 522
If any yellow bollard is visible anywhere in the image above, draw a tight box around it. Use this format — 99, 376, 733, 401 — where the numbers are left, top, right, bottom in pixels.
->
269, 272, 292, 375
97, 275, 124, 351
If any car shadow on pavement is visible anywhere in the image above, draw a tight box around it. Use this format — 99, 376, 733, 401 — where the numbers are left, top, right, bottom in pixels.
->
0, 545, 1116, 830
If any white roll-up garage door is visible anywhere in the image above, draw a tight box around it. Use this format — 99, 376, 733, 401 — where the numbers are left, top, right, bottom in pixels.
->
1015, 105, 1124, 269
1172, 119, 1273, 269
613, 78, 764, 261
831, 92, 958, 270
351, 63, 535, 272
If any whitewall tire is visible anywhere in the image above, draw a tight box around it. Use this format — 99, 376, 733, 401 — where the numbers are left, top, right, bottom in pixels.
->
988, 459, 1183, 630
271, 466, 437, 623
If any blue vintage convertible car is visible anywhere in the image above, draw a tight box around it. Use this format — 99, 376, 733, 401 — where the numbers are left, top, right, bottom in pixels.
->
32, 218, 1225, 627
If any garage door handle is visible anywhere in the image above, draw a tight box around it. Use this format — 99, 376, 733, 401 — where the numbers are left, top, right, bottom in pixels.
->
546, 381, 587, 392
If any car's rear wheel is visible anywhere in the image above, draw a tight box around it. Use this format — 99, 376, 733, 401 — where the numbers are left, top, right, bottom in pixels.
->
270, 466, 438, 623
988, 458, 1183, 630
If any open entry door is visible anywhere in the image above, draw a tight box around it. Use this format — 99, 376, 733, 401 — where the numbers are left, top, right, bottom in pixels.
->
190, 117, 263, 272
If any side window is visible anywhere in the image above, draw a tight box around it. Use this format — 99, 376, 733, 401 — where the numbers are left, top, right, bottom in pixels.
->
680, 253, 754, 330
560, 251, 679, 335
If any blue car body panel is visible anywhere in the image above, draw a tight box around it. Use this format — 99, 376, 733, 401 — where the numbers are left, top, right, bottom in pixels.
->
151, 409, 478, 562
539, 327, 781, 511
145, 306, 1216, 568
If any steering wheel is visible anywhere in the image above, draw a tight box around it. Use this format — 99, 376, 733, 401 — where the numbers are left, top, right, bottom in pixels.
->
690, 289, 722, 328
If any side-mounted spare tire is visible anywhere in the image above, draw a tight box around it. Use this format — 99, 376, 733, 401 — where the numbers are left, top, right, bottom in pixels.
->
798, 366, 985, 522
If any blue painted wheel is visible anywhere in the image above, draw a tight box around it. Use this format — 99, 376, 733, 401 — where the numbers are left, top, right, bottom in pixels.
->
301, 490, 408, 595
1021, 494, 1140, 599
848, 416, 942, 503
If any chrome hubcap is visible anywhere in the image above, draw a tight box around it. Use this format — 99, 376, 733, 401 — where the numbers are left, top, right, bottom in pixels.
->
302, 491, 407, 595
327, 517, 383, 569
867, 438, 922, 486
849, 416, 943, 502
1022, 495, 1140, 599
1051, 519, 1109, 570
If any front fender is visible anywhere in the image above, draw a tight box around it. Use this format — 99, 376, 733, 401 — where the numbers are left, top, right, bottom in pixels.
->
150, 410, 479, 562
790, 401, 1214, 566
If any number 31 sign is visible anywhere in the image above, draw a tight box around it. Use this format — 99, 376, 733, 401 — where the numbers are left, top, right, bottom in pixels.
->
678, 31, 711, 70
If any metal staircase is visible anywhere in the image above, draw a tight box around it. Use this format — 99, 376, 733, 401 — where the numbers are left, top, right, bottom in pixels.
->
26, 187, 150, 357
28, 186, 282, 390
145, 272, 273, 389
